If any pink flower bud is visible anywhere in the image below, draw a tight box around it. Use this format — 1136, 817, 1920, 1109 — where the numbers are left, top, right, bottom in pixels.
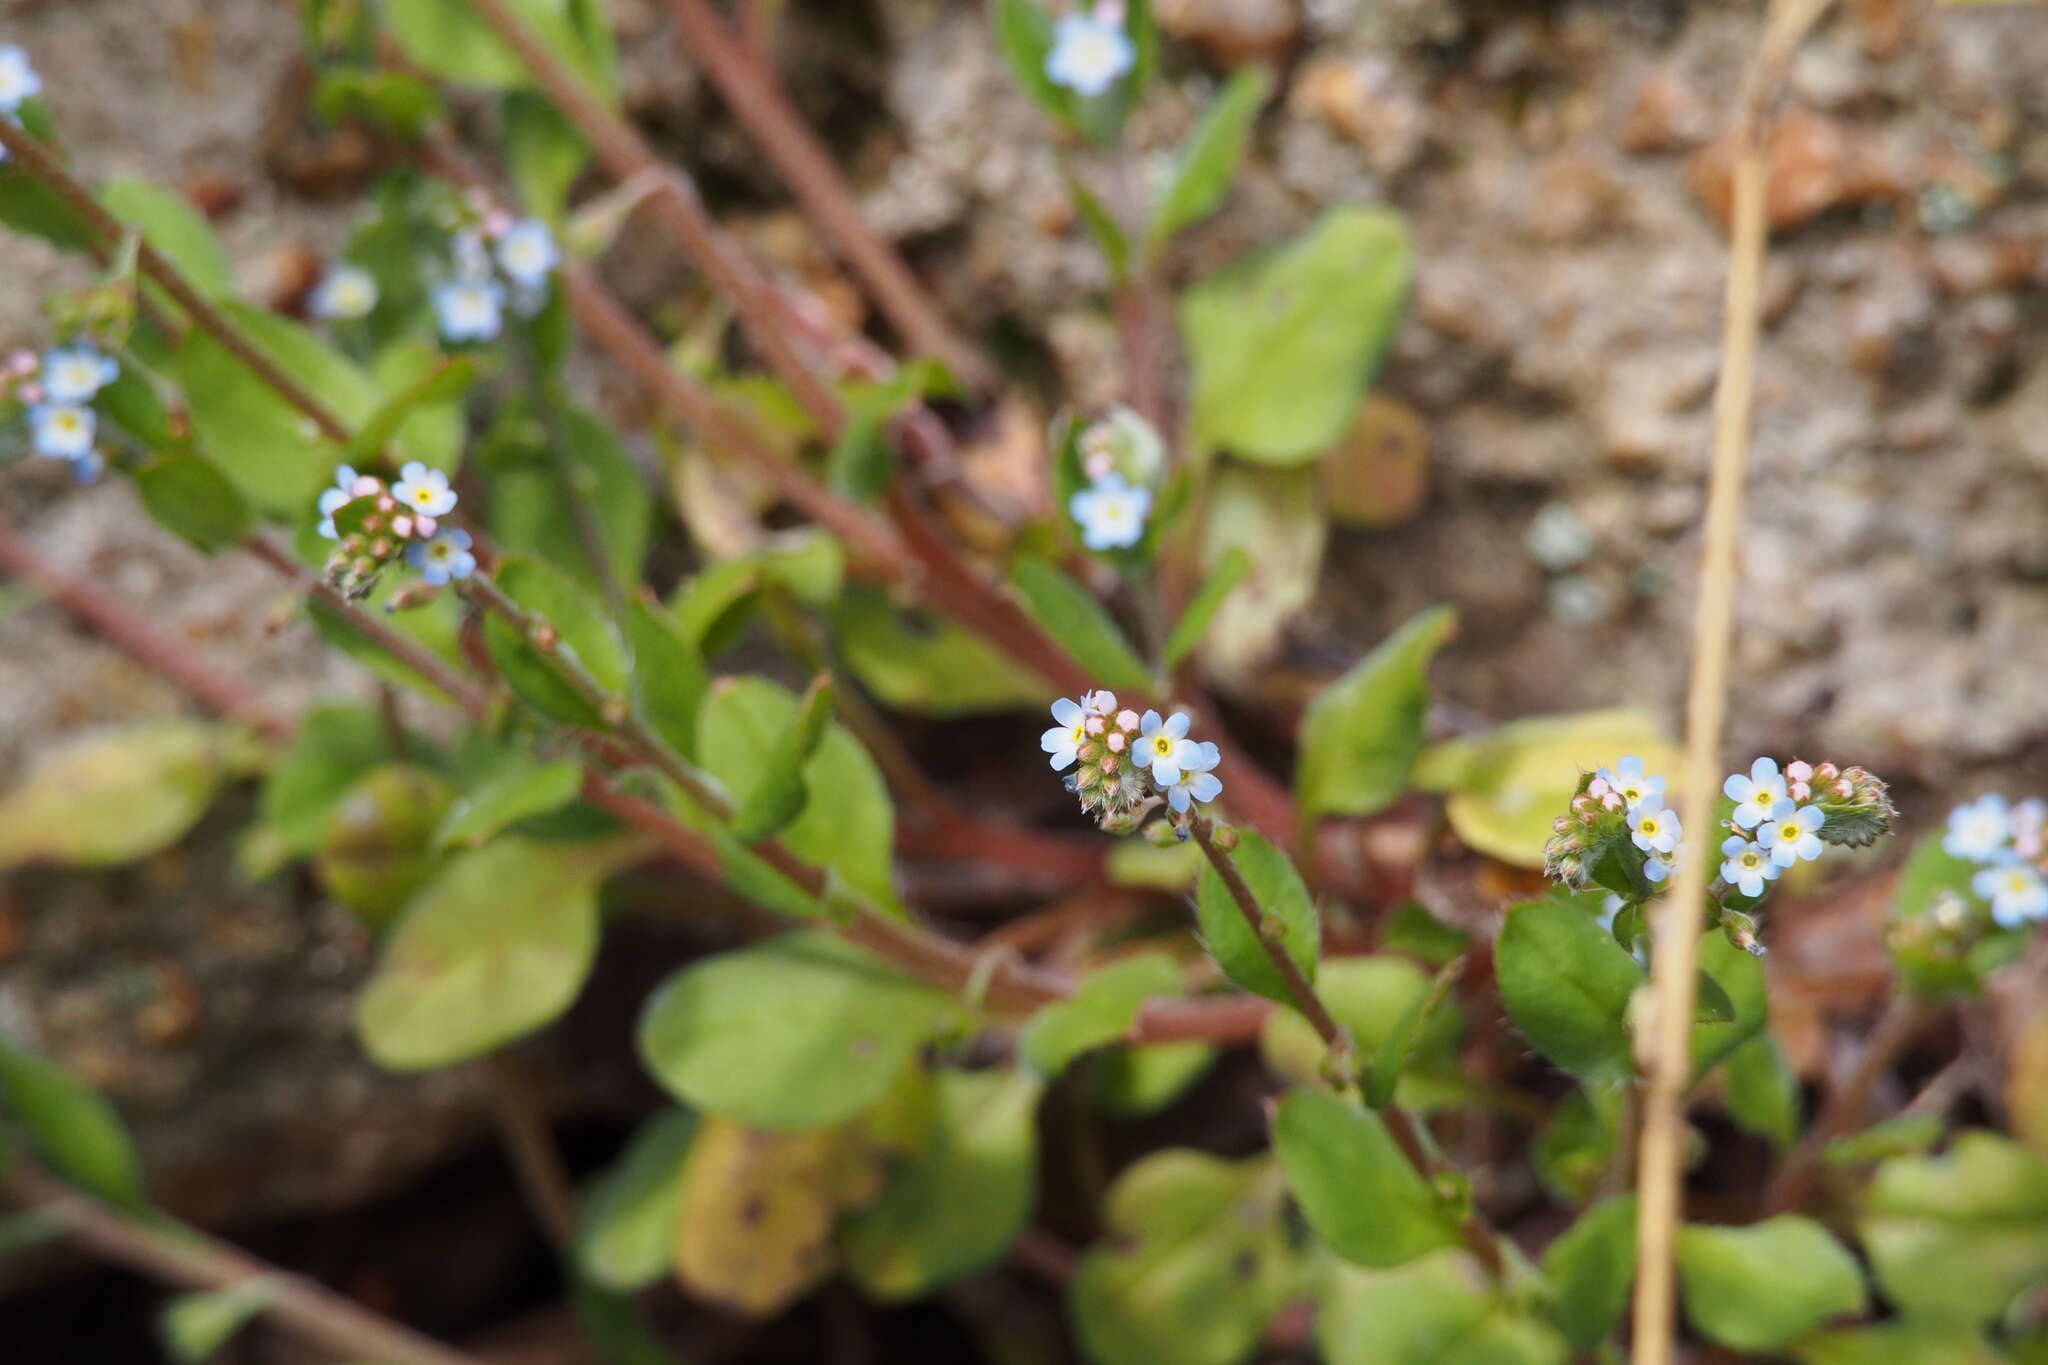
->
390, 514, 414, 540
375, 494, 397, 513
483, 209, 514, 238
1083, 452, 1115, 482
1602, 792, 1623, 811
1571, 795, 1595, 815
1116, 710, 1139, 732
350, 475, 382, 497
18, 382, 41, 404
1107, 732, 1127, 752
1085, 715, 1106, 736
1786, 760, 1813, 782
8, 349, 37, 375
413, 515, 437, 538
1790, 781, 1811, 802
1588, 776, 1611, 798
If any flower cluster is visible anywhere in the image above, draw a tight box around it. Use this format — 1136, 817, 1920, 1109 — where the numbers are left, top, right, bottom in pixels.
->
1546, 755, 1684, 891
316, 461, 474, 598
0, 45, 39, 160
3, 342, 119, 483
1042, 690, 1222, 830
1941, 794, 2048, 928
1045, 2, 1135, 97
1068, 407, 1161, 552
311, 202, 560, 345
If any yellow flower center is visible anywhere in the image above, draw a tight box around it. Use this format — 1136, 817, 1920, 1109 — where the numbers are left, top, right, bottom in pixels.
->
1150, 736, 1172, 757
1779, 822, 1801, 841
1639, 817, 1660, 835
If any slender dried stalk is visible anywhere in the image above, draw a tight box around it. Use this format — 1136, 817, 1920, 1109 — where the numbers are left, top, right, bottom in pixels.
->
1630, 2, 1836, 1358
481, 1054, 580, 1251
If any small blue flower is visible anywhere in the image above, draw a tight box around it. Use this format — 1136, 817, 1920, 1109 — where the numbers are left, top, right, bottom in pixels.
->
405, 527, 476, 586
30, 402, 95, 461
1628, 804, 1681, 855
1975, 861, 2048, 929
1719, 836, 1780, 899
1595, 755, 1665, 812
433, 277, 505, 343
0, 46, 41, 116
391, 461, 457, 517
40, 345, 118, 405
67, 448, 103, 484
1163, 740, 1222, 813
1644, 849, 1676, 883
1041, 695, 1092, 771
496, 219, 560, 292
310, 266, 379, 322
317, 465, 362, 540
1069, 472, 1151, 551
1135, 709, 1195, 786
1944, 793, 2012, 864
1758, 804, 1825, 868
1723, 756, 1790, 830
1046, 9, 1134, 98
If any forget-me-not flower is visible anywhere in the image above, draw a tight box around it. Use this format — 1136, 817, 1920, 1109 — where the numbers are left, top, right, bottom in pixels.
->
496, 219, 559, 292
392, 461, 457, 517
1758, 804, 1825, 868
1069, 472, 1150, 551
311, 265, 379, 322
1041, 695, 1093, 771
40, 345, 118, 405
1628, 804, 1681, 855
1644, 848, 1677, 883
434, 277, 505, 343
317, 465, 362, 540
1724, 756, 1790, 830
1046, 8, 1134, 98
1719, 836, 1780, 899
31, 403, 95, 461
1136, 709, 1195, 785
1976, 861, 2048, 929
1163, 740, 1222, 814
406, 527, 476, 585
1944, 793, 2013, 863
1596, 755, 1664, 812
0, 46, 40, 115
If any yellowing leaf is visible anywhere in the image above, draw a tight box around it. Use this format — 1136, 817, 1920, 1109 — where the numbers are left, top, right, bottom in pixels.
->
0, 721, 227, 869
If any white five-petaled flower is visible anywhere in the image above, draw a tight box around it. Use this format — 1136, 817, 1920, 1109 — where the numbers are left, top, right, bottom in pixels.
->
1162, 740, 1222, 814
1069, 472, 1150, 552
1136, 709, 1196, 785
0, 46, 40, 114
1975, 862, 2048, 929
1944, 793, 2013, 864
1719, 836, 1780, 899
30, 403, 95, 461
40, 345, 117, 404
1628, 804, 1681, 855
317, 465, 362, 540
495, 219, 560, 292
310, 265, 379, 322
1081, 689, 1118, 719
392, 461, 457, 517
434, 277, 505, 343
1595, 755, 1665, 812
1758, 805, 1825, 868
1045, 8, 1135, 97
1644, 849, 1677, 883
1723, 756, 1790, 830
1041, 695, 1094, 771
406, 527, 476, 586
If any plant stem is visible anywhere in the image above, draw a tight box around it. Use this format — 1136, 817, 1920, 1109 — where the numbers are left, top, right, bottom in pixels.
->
481, 1053, 579, 1251
2, 1164, 482, 1365
1763, 993, 1930, 1214
1630, 3, 1836, 1358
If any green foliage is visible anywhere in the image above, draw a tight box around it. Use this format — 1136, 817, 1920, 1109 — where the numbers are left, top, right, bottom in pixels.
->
314, 68, 445, 139
1319, 1251, 1568, 1365
1193, 831, 1319, 1006
835, 589, 1049, 716
382, 0, 616, 99
1261, 955, 1461, 1100
0, 1042, 146, 1206
1162, 546, 1249, 669
101, 176, 236, 298
622, 599, 710, 762
1541, 1195, 1636, 1351
0, 720, 230, 869
1182, 206, 1412, 464
250, 704, 390, 860
1723, 1031, 1800, 1149
315, 763, 451, 927
1296, 604, 1454, 830
1495, 898, 1643, 1081
1192, 462, 1326, 679
306, 579, 467, 702
1367, 957, 1463, 1108
1531, 1085, 1621, 1205
1791, 1321, 2007, 1365
1675, 1218, 1868, 1352
483, 555, 630, 726
502, 91, 589, 222
0, 104, 97, 250
159, 1279, 280, 1363
1018, 952, 1182, 1076
1091, 1042, 1216, 1118
1008, 554, 1151, 695
637, 934, 962, 1131
433, 754, 583, 851
1858, 1131, 2048, 1324
136, 452, 254, 552
1692, 930, 1768, 1075
1145, 67, 1271, 256
577, 1109, 699, 1292
825, 363, 944, 501
1274, 1089, 1461, 1268
482, 400, 652, 594
728, 678, 833, 842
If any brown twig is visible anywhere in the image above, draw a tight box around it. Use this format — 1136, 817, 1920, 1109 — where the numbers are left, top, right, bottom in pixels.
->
481, 1054, 579, 1251
1763, 993, 1930, 1214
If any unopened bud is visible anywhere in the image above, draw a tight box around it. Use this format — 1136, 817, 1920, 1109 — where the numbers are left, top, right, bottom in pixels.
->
1813, 762, 1839, 783
1210, 823, 1240, 851
368, 537, 393, 559
1553, 815, 1575, 834
1075, 763, 1103, 791
384, 580, 442, 613
1116, 710, 1139, 732
1557, 856, 1583, 882
1831, 778, 1855, 801
1106, 732, 1127, 753
1790, 781, 1811, 802
375, 493, 397, 514
390, 514, 414, 540
1100, 752, 1120, 776
1571, 795, 1595, 816
1787, 759, 1814, 782
1085, 715, 1106, 736
1079, 740, 1104, 764
532, 623, 560, 651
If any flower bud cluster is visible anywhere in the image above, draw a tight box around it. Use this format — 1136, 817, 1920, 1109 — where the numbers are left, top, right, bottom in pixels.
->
4, 341, 119, 484
1040, 689, 1224, 832
1068, 407, 1163, 554
317, 461, 474, 600
1544, 755, 1680, 894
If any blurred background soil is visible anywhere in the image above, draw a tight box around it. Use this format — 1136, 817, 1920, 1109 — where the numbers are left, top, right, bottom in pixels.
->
4, 0, 2048, 1357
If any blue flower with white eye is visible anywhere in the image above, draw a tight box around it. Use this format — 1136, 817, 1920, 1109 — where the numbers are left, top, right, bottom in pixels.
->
1975, 861, 2048, 929
495, 219, 560, 292
433, 277, 505, 343
391, 461, 457, 517
1596, 755, 1665, 812
1944, 793, 2012, 864
1757, 804, 1825, 868
1628, 804, 1681, 855
1723, 756, 1790, 830
1046, 9, 1134, 97
405, 527, 476, 586
30, 403, 95, 461
1041, 695, 1093, 771
40, 345, 118, 404
1069, 472, 1151, 552
0, 46, 40, 116
1163, 740, 1222, 814
310, 265, 379, 322
317, 465, 362, 540
1135, 709, 1195, 786
1719, 836, 1780, 899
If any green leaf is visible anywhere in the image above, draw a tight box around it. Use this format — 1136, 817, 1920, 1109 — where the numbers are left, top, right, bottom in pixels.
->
136, 453, 254, 552
432, 756, 583, 851
1193, 831, 1319, 1006
991, 0, 1071, 128
102, 176, 235, 299
1144, 67, 1271, 255
1260, 955, 1461, 1100
0, 721, 226, 869
307, 582, 466, 704
729, 677, 833, 842
1723, 1031, 1799, 1149
0, 136, 98, 250
1071, 1150, 1302, 1365
1367, 957, 1463, 1108
355, 837, 622, 1070
1889, 829, 1986, 997
0, 1042, 145, 1206
1541, 1195, 1636, 1352
1064, 165, 1130, 281
835, 589, 1049, 717
251, 704, 390, 860
1091, 1042, 1216, 1117
503, 91, 590, 222
382, 0, 611, 96
842, 1068, 1042, 1299
1531, 1084, 1621, 1206
314, 763, 452, 928
1494, 898, 1644, 1080
1381, 901, 1470, 966
313, 68, 445, 138
483, 401, 652, 595
1318, 1250, 1570, 1365
159, 1279, 281, 1363
1162, 546, 1249, 669
825, 364, 937, 501
1790, 1321, 2006, 1365
637, 933, 961, 1131
1693, 931, 1768, 1075
1018, 952, 1182, 1076
1274, 1089, 1461, 1268
1008, 554, 1150, 696
347, 352, 477, 469
698, 677, 900, 914
1190, 463, 1326, 681
1826, 1114, 1944, 1167
622, 600, 709, 762
1183, 206, 1413, 464
482, 555, 630, 727
1859, 1131, 2048, 1324
1676, 1218, 1867, 1352
1296, 604, 1454, 830
97, 362, 178, 450
577, 1109, 698, 1292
